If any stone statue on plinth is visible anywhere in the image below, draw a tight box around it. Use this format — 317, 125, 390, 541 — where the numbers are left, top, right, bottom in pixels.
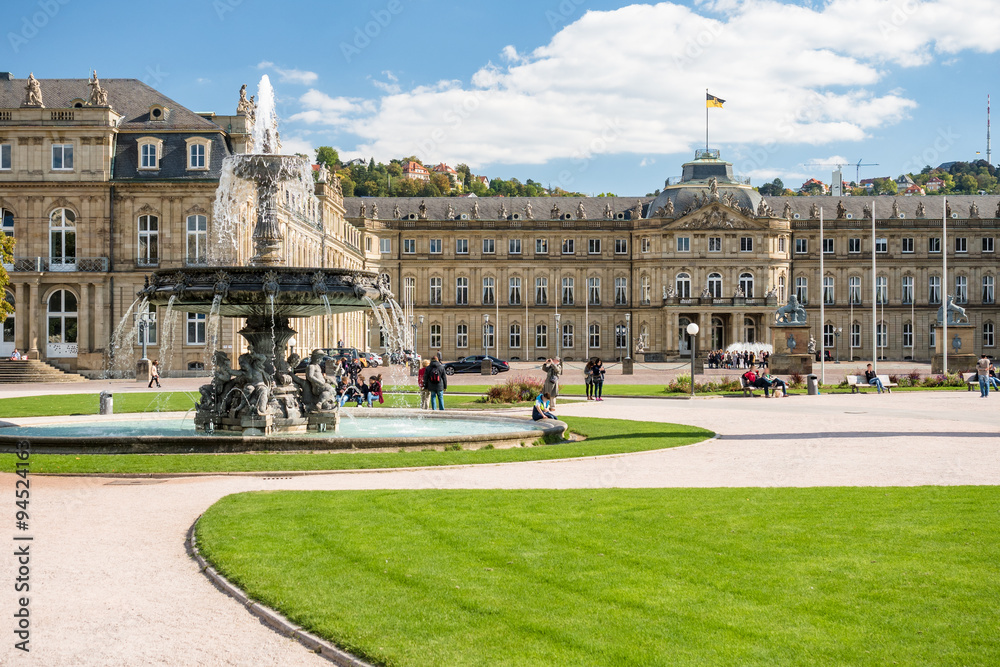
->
936, 295, 969, 325
774, 295, 807, 325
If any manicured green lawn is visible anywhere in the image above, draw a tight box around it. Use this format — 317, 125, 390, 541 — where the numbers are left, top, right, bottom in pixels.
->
196, 487, 1000, 667
0, 417, 711, 474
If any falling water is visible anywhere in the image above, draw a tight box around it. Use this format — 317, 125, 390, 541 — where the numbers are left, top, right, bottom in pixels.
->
320, 294, 332, 320
204, 294, 224, 367
106, 296, 146, 378
251, 75, 278, 154
156, 295, 179, 375
366, 296, 418, 407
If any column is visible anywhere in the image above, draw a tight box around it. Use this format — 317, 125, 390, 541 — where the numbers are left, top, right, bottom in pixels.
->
14, 282, 25, 350
731, 311, 742, 345
78, 283, 90, 353
28, 281, 39, 358
93, 282, 106, 352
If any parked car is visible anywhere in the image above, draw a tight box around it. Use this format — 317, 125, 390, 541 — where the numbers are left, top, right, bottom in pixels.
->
444, 355, 510, 375
293, 354, 334, 374
362, 351, 383, 367
323, 347, 371, 368
388, 349, 421, 365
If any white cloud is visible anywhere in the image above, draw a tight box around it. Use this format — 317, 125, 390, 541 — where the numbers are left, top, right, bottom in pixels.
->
257, 61, 318, 85
284, 1, 1000, 166
640, 158, 656, 167
369, 71, 401, 95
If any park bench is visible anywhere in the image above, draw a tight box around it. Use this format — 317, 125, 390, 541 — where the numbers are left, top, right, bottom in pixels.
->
846, 375, 898, 394
962, 372, 979, 391
740, 375, 758, 397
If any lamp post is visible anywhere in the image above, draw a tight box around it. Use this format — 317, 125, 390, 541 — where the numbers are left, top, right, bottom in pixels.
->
686, 322, 700, 398
625, 313, 631, 361
483, 313, 490, 357
288, 337, 296, 358
554, 312, 562, 361
138, 310, 150, 361
409, 315, 422, 375
834, 327, 842, 364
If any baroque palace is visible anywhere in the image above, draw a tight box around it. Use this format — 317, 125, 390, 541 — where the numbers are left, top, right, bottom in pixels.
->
2, 72, 999, 372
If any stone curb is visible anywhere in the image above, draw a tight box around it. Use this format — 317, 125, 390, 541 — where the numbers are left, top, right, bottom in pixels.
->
185, 520, 375, 667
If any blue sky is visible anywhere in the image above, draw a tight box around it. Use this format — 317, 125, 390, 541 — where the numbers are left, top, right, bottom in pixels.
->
4, 0, 998, 194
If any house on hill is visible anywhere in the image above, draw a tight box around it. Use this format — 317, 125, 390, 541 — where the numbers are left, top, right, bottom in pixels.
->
401, 160, 430, 182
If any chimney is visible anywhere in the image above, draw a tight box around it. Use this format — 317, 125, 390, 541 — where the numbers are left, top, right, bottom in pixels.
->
0, 73, 13, 81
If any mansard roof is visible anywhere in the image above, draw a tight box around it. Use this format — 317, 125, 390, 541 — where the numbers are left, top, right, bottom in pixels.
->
344, 196, 653, 221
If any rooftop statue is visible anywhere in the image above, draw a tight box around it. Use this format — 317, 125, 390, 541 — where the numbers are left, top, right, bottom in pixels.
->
782, 202, 792, 220
22, 73, 43, 107
524, 201, 533, 219
87, 70, 109, 107
708, 177, 720, 201
891, 199, 900, 219
551, 204, 560, 219
418, 200, 428, 220
969, 201, 980, 218
757, 200, 768, 217
471, 200, 480, 219
604, 202, 613, 220
359, 201, 366, 218
774, 295, 807, 325
810, 202, 819, 219
576, 202, 587, 219
862, 203, 871, 219
836, 200, 847, 219
916, 201, 926, 217
946, 201, 952, 218
446, 203, 455, 219
630, 200, 643, 219
497, 202, 507, 219
370, 203, 379, 220
392, 203, 401, 219
664, 198, 674, 216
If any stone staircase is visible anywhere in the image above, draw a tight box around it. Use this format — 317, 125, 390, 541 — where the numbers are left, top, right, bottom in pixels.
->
0, 359, 89, 384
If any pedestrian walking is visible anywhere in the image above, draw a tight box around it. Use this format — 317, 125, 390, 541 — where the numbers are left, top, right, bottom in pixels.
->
148, 360, 161, 388
976, 353, 991, 397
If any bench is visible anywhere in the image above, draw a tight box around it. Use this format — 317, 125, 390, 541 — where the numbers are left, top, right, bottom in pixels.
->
846, 375, 898, 394
740, 376, 757, 397
966, 371, 1000, 391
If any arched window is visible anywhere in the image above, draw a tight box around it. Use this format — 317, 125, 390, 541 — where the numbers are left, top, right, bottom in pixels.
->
675, 272, 691, 299
707, 273, 722, 298
1, 208, 13, 239
711, 316, 724, 349
1, 291, 14, 356
46, 289, 78, 357
739, 272, 754, 298
589, 322, 600, 349
138, 215, 159, 266
49, 209, 76, 270
509, 323, 521, 349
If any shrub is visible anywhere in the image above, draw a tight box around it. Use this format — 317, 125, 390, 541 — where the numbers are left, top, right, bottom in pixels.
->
908, 369, 922, 382
789, 372, 804, 388
483, 375, 544, 403
888, 374, 900, 384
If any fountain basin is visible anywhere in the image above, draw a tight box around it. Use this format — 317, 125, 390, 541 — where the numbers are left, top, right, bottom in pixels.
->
0, 411, 567, 454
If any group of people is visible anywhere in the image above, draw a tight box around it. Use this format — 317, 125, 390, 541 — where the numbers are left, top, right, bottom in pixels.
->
708, 350, 768, 369
975, 353, 1000, 397
741, 369, 788, 397
417, 354, 448, 410
7, 349, 28, 361
333, 373, 384, 407
583, 358, 607, 401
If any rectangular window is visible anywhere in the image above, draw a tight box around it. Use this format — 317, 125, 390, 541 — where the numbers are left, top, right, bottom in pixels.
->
403, 239, 416, 254
509, 277, 521, 305
823, 238, 834, 254
430, 324, 441, 348
0, 144, 11, 170
875, 238, 887, 254
186, 215, 207, 265
455, 277, 469, 305
509, 324, 521, 349
456, 324, 468, 348
186, 312, 206, 345
588, 239, 601, 254
562, 323, 574, 349
851, 323, 861, 349
483, 238, 495, 254
615, 277, 628, 306
615, 325, 627, 349
849, 238, 861, 253
562, 277, 574, 305
929, 276, 941, 304
929, 237, 941, 253
984, 323, 996, 348
778, 237, 786, 252
189, 143, 206, 169
795, 277, 808, 304
955, 275, 968, 304
587, 277, 600, 306
456, 239, 469, 255
795, 238, 808, 254
429, 239, 442, 254
902, 276, 914, 304
876, 276, 888, 304
876, 323, 887, 349
823, 276, 834, 305
562, 239, 575, 255
615, 238, 628, 254
52, 144, 73, 170
901, 237, 914, 253
135, 304, 157, 346
508, 238, 521, 255
955, 237, 967, 253
140, 143, 158, 169
740, 237, 753, 252
482, 277, 495, 305
849, 276, 861, 305
983, 237, 995, 253
903, 322, 913, 349
535, 277, 548, 305
535, 324, 547, 349
641, 237, 651, 253
138, 215, 159, 265
429, 277, 442, 305
676, 237, 690, 252
379, 238, 391, 254
483, 323, 495, 350
930, 324, 936, 348
535, 238, 548, 254
983, 276, 995, 304
708, 237, 721, 252
589, 323, 600, 349
823, 324, 834, 349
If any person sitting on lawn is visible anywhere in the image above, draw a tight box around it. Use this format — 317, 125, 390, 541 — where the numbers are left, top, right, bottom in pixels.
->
532, 392, 557, 421
368, 373, 384, 405
864, 364, 885, 394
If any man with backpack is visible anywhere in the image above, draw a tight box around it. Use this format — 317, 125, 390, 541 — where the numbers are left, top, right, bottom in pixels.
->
424, 353, 448, 410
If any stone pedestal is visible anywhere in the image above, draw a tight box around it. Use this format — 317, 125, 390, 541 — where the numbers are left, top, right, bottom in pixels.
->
481, 359, 493, 375
135, 358, 151, 384
932, 324, 976, 374
770, 324, 813, 375
622, 358, 634, 375
308, 410, 341, 433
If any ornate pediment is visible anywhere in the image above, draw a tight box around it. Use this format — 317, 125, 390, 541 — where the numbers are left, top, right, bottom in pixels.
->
137, 203, 159, 216
185, 203, 208, 216
666, 203, 762, 230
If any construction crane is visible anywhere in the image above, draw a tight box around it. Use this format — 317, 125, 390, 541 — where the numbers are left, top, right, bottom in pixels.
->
806, 160, 880, 186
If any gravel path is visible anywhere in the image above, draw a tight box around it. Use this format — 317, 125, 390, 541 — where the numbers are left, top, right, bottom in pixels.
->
3, 390, 998, 665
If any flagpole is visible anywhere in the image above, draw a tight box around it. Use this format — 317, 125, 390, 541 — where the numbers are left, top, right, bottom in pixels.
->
872, 199, 877, 374
820, 206, 825, 385
706, 88, 709, 150
943, 196, 948, 374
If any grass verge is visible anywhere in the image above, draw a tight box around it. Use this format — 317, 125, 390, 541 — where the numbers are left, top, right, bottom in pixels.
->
196, 487, 1000, 667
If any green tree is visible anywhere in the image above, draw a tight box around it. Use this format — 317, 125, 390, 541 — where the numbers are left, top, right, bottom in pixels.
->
314, 146, 340, 171
338, 172, 356, 197
0, 233, 15, 319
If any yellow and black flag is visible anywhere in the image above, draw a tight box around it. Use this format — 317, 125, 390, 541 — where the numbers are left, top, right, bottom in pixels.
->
706, 92, 725, 108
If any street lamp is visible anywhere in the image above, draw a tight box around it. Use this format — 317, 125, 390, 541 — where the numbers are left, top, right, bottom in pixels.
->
409, 315, 423, 375
483, 313, 490, 357
288, 337, 296, 358
138, 310, 151, 361
625, 312, 631, 361
686, 322, 700, 398
834, 327, 842, 364
554, 312, 562, 361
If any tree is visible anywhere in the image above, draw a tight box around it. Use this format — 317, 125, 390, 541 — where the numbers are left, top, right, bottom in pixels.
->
338, 172, 356, 197
0, 233, 15, 319
430, 172, 452, 195
314, 146, 340, 171
758, 178, 784, 196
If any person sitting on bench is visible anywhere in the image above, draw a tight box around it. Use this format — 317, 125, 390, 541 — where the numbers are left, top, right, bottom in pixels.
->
742, 370, 773, 397
864, 364, 885, 394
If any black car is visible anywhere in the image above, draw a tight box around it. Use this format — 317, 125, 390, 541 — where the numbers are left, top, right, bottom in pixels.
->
444, 355, 510, 375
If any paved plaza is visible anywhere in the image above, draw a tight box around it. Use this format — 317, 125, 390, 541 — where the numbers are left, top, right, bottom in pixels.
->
2, 389, 998, 665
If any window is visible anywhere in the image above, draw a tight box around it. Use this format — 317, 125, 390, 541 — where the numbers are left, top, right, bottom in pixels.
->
675, 273, 691, 299
677, 237, 690, 252
365, 237, 372, 252
138, 139, 161, 170
562, 239, 575, 255
483, 238, 495, 254
902, 237, 914, 253
429, 277, 442, 305
849, 238, 861, 253
739, 272, 754, 298
562, 322, 574, 349
795, 276, 808, 304
482, 277, 495, 305
187, 312, 206, 345
0, 143, 10, 170
984, 276, 995, 304
849, 276, 861, 305
49, 208, 76, 267
903, 322, 913, 348
875, 238, 887, 253
509, 324, 521, 349
456, 324, 468, 348
641, 237, 651, 253
483, 323, 495, 350
2, 208, 14, 238
509, 277, 521, 305
46, 290, 78, 350
876, 322, 887, 349
929, 276, 941, 304
561, 277, 575, 305
456, 239, 469, 254
430, 324, 441, 348
588, 239, 601, 254
795, 238, 808, 254
823, 276, 834, 305
641, 276, 651, 304
851, 322, 861, 348
615, 238, 628, 254
186, 215, 207, 265
536, 238, 548, 254
876, 276, 888, 304
740, 237, 753, 252
535, 324, 547, 349
138, 215, 159, 266
983, 237, 995, 253
535, 277, 548, 305
589, 323, 600, 349
929, 237, 941, 253
985, 322, 996, 348
189, 142, 206, 169
955, 275, 968, 304
509, 238, 521, 255
823, 238, 834, 254
708, 237, 721, 252
902, 276, 914, 304
778, 275, 785, 302
588, 277, 601, 306
429, 238, 442, 254
778, 237, 786, 253
403, 239, 415, 254
929, 324, 936, 348
615, 277, 627, 306
380, 273, 391, 293
956, 237, 967, 253
823, 324, 834, 349
456, 277, 468, 305
51, 143, 73, 170
707, 273, 722, 298
615, 324, 628, 349
379, 238, 392, 254
136, 304, 157, 346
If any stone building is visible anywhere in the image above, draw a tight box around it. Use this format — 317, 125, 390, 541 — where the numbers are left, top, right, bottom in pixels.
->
351, 149, 999, 364
0, 73, 376, 375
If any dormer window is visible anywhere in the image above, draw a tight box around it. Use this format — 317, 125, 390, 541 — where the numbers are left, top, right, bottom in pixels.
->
149, 105, 167, 121
137, 137, 163, 170
69, 98, 85, 109
185, 137, 211, 171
